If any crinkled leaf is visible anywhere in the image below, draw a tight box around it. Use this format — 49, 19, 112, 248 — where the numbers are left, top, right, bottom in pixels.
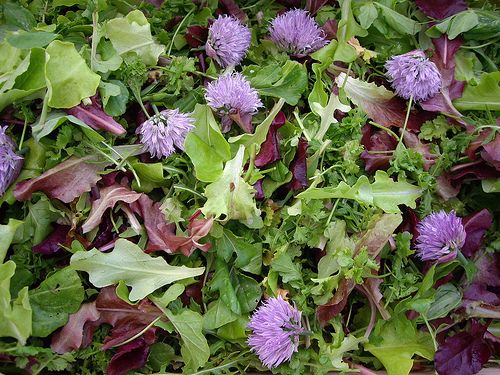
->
104, 10, 165, 66
365, 314, 434, 375
184, 104, 231, 182
70, 239, 205, 301
45, 41, 101, 108
14, 156, 108, 204
201, 145, 262, 228
0, 261, 32, 345
29, 268, 84, 337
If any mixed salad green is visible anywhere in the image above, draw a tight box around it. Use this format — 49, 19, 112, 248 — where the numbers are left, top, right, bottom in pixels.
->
0, 0, 499, 374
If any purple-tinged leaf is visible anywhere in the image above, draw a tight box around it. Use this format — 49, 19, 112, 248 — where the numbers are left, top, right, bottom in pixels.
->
51, 302, 100, 354
360, 124, 397, 173
481, 133, 500, 171
322, 19, 338, 40
67, 96, 126, 135
219, 0, 248, 23
461, 209, 493, 258
415, 0, 467, 20
255, 111, 286, 168
82, 185, 142, 233
436, 173, 460, 200
254, 179, 265, 201
420, 36, 467, 123
306, 0, 331, 15
287, 137, 309, 191
317, 279, 354, 327
14, 156, 108, 203
32, 224, 70, 255
143, 0, 164, 9
107, 331, 156, 375
185, 26, 208, 48
435, 321, 491, 375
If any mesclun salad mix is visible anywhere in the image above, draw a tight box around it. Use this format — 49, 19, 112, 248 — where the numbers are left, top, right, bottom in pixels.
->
0, 0, 498, 374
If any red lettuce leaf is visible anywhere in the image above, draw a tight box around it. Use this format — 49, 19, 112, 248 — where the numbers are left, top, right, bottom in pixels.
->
481, 132, 500, 171
415, 0, 467, 20
67, 96, 126, 135
51, 302, 100, 354
107, 330, 156, 375
219, 0, 248, 23
360, 124, 397, 173
14, 156, 107, 203
185, 25, 208, 48
146, 211, 213, 257
316, 279, 354, 327
82, 185, 142, 233
255, 111, 286, 168
461, 209, 493, 258
420, 36, 467, 123
254, 179, 265, 201
306, 0, 332, 15
32, 224, 71, 255
435, 321, 492, 375
287, 137, 309, 191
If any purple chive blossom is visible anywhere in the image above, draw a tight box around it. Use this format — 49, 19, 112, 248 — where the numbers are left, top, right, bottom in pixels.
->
206, 15, 251, 68
0, 126, 23, 196
385, 50, 441, 102
248, 296, 304, 369
415, 210, 467, 262
205, 72, 262, 132
136, 109, 194, 159
269, 9, 327, 57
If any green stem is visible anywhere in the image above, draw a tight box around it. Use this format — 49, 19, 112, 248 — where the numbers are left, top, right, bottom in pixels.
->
369, 121, 399, 141
90, 8, 99, 71
19, 118, 28, 150
422, 315, 438, 352
167, 9, 194, 56
399, 95, 413, 147
111, 316, 162, 348
244, 144, 256, 182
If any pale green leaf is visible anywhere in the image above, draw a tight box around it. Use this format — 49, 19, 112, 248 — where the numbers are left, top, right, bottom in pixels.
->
184, 104, 231, 182
453, 72, 500, 111
0, 219, 23, 263
104, 10, 165, 66
201, 145, 262, 228
45, 41, 101, 108
0, 261, 32, 345
70, 239, 205, 301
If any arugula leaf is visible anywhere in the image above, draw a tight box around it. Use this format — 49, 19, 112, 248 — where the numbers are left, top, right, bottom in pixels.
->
298, 171, 422, 213
70, 239, 205, 301
163, 309, 210, 372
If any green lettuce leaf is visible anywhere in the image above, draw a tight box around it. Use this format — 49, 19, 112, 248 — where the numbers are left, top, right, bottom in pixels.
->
0, 219, 23, 263
29, 268, 84, 337
453, 72, 500, 111
201, 145, 262, 228
45, 41, 101, 108
70, 239, 205, 301
365, 314, 434, 375
0, 261, 32, 345
184, 104, 231, 182
104, 10, 165, 66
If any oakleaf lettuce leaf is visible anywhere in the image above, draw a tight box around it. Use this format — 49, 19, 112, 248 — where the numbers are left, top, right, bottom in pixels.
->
298, 170, 422, 213
105, 10, 165, 66
70, 239, 205, 301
